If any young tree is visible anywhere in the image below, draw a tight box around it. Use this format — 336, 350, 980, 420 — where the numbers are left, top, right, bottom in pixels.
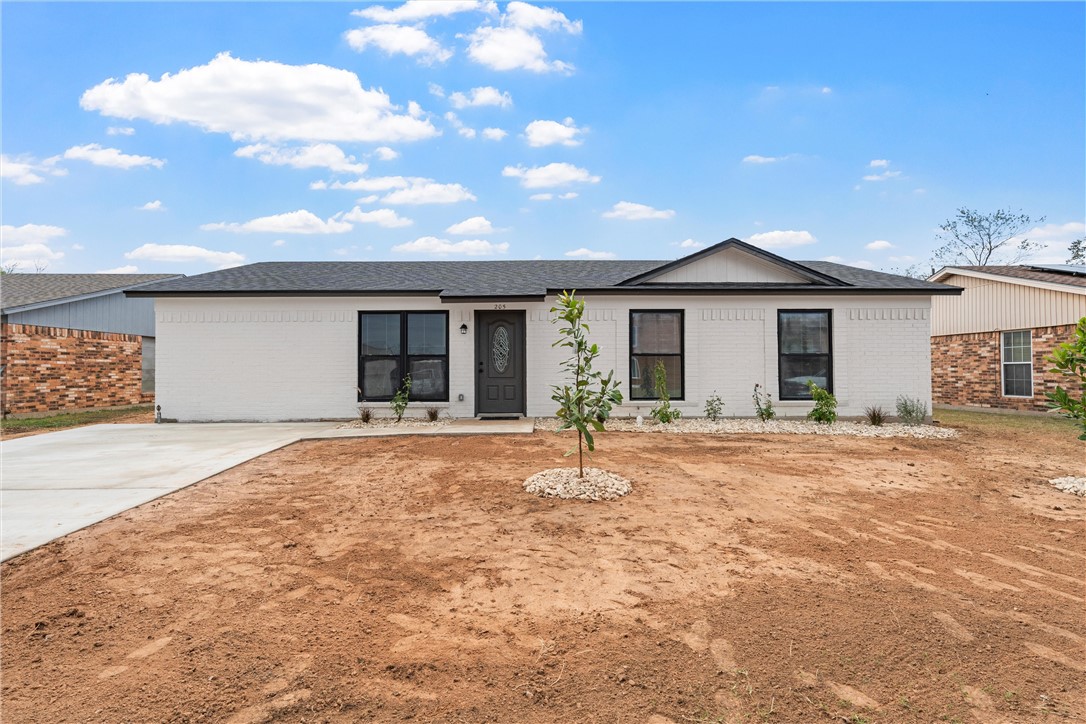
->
1068, 237, 1085, 265
550, 290, 623, 478
933, 208, 1044, 266
1045, 317, 1086, 440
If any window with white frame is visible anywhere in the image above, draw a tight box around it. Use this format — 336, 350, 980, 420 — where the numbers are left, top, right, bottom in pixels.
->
1001, 330, 1032, 397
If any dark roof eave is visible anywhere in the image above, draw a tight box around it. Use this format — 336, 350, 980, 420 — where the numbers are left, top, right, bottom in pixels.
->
125, 289, 446, 298
550, 286, 963, 296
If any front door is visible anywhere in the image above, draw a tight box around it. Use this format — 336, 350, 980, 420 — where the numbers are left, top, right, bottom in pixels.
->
475, 311, 526, 416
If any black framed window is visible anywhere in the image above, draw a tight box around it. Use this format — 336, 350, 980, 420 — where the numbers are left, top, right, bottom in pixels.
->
630, 310, 684, 400
1001, 330, 1033, 397
778, 310, 832, 400
359, 311, 448, 401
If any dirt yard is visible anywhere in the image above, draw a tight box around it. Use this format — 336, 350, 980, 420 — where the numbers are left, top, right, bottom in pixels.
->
2, 413, 1083, 723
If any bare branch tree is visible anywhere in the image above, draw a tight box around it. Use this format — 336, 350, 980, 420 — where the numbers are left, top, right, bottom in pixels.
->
933, 208, 1044, 266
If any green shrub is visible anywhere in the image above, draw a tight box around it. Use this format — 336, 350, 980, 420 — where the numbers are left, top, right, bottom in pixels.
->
650, 361, 682, 423
704, 392, 724, 421
1045, 316, 1086, 440
425, 406, 441, 422
358, 405, 373, 424
895, 395, 927, 426
805, 380, 838, 424
550, 290, 624, 477
863, 405, 886, 426
390, 374, 412, 422
752, 383, 775, 421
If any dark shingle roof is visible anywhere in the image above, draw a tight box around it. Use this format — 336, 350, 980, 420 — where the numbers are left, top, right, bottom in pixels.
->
1, 273, 182, 312
947, 265, 1086, 288
126, 258, 955, 298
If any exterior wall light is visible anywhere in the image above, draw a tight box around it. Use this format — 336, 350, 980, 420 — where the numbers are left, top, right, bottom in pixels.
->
459, 323, 468, 335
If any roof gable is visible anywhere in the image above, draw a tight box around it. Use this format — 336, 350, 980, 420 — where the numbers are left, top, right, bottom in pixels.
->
621, 238, 846, 286
1, 273, 183, 313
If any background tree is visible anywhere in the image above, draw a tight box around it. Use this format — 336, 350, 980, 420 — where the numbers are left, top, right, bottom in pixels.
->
1068, 237, 1085, 265
550, 290, 623, 478
1045, 317, 1086, 441
933, 208, 1044, 266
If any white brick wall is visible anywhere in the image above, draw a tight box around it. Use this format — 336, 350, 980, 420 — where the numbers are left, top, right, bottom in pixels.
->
155, 294, 932, 421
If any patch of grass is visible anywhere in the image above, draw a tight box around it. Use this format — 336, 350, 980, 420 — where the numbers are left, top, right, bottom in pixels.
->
935, 408, 1079, 435
0, 405, 153, 436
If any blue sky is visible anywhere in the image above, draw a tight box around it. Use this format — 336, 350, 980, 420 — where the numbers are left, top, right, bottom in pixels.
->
3, 1, 1084, 275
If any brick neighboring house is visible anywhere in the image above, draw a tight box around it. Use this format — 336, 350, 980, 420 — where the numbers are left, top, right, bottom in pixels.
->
1, 274, 181, 417
928, 264, 1086, 412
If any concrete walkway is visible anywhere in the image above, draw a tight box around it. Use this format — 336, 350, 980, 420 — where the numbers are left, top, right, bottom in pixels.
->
1, 422, 329, 561
303, 417, 535, 439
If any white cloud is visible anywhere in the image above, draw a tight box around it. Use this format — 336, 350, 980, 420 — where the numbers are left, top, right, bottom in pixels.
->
564, 247, 616, 260
391, 235, 508, 256
444, 111, 476, 139
742, 154, 794, 164
0, 154, 68, 185
382, 180, 476, 204
272, 239, 287, 247
352, 0, 491, 23
1017, 221, 1086, 264
820, 255, 845, 264
865, 240, 894, 251
2, 243, 65, 264
313, 175, 412, 192
851, 260, 875, 269
862, 170, 902, 182
748, 230, 818, 248
106, 126, 135, 136
529, 193, 552, 201
356, 194, 380, 203
559, 191, 577, 200
428, 82, 446, 98
462, 1, 581, 73
139, 200, 165, 211
125, 243, 245, 268
80, 52, 437, 144
63, 144, 165, 170
341, 206, 413, 228
201, 209, 353, 234
602, 201, 676, 221
449, 86, 513, 109
821, 86, 833, 94
674, 238, 704, 249
524, 117, 584, 147
446, 215, 494, 234
373, 146, 399, 161
2, 223, 68, 244
502, 162, 599, 188
96, 265, 140, 273
235, 143, 368, 174
345, 24, 452, 65
482, 127, 507, 141
458, 127, 476, 139
869, 159, 890, 168
72, 243, 85, 251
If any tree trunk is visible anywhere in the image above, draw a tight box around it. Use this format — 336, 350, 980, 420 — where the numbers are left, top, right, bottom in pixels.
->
578, 430, 584, 478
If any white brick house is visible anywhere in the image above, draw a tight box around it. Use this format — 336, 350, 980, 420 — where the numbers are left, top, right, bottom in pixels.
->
129, 239, 961, 422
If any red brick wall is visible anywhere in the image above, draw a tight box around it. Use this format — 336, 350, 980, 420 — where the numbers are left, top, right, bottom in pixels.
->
931, 324, 1082, 412
0, 323, 149, 416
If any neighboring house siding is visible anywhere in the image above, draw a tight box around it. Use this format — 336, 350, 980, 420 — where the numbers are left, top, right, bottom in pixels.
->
0, 323, 149, 416
5, 291, 158, 336
931, 324, 1080, 412
154, 294, 933, 422
930, 273, 1085, 336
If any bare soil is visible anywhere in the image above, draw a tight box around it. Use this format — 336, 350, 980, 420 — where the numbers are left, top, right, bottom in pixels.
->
2, 414, 1084, 723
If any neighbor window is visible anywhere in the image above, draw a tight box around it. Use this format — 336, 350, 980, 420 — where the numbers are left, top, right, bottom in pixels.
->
1001, 330, 1033, 397
778, 310, 832, 400
630, 310, 683, 400
359, 312, 448, 401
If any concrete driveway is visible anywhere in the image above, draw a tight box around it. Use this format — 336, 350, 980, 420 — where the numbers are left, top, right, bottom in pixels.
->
1, 422, 331, 561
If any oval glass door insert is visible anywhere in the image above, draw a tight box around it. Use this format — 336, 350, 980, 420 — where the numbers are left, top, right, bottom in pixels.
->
492, 326, 510, 373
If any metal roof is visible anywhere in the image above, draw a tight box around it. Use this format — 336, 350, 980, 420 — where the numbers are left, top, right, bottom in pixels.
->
1, 274, 182, 314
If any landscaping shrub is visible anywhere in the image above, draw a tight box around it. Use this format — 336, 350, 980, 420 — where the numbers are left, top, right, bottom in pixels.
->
425, 406, 441, 422
1045, 316, 1086, 440
390, 374, 412, 422
358, 405, 373, 424
805, 380, 838, 424
896, 395, 927, 426
704, 392, 724, 421
752, 383, 775, 421
650, 361, 682, 424
864, 405, 886, 426
550, 290, 623, 478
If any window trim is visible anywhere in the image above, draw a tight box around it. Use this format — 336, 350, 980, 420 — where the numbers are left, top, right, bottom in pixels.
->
358, 311, 450, 402
777, 309, 834, 401
1000, 329, 1033, 398
628, 309, 685, 401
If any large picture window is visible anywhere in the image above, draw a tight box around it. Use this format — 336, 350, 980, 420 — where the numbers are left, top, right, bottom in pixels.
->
359, 311, 449, 401
778, 310, 832, 400
630, 310, 683, 400
1001, 330, 1033, 397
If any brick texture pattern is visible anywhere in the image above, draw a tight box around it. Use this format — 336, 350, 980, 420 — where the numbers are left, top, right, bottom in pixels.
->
931, 324, 1081, 412
1, 323, 149, 416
